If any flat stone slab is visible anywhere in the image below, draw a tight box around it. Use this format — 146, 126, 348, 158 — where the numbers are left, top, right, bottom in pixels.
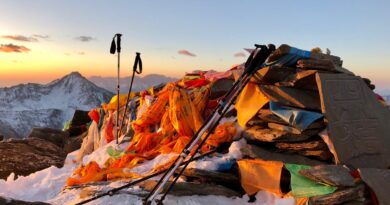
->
241, 144, 326, 166
243, 126, 313, 143
260, 85, 321, 110
299, 165, 355, 187
308, 184, 366, 205
316, 73, 390, 168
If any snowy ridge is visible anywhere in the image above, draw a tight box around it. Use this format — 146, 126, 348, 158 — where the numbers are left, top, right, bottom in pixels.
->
0, 72, 113, 111
89, 74, 178, 93
0, 72, 113, 138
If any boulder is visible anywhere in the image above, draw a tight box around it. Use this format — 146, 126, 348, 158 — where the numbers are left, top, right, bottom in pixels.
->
28, 127, 69, 148
63, 131, 87, 153
67, 110, 90, 137
0, 138, 66, 179
0, 135, 3, 141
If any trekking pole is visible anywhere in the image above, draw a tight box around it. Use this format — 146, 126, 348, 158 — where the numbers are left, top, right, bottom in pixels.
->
74, 148, 221, 205
144, 44, 274, 205
118, 52, 143, 141
139, 45, 265, 199
110, 33, 122, 144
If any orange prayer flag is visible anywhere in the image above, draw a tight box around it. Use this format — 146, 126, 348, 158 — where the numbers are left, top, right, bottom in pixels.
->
237, 159, 284, 196
235, 83, 268, 128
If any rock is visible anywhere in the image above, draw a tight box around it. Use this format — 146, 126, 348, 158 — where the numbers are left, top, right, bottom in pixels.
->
28, 127, 69, 148
140, 180, 241, 197
260, 85, 321, 111
64, 131, 87, 153
275, 139, 333, 160
277, 140, 322, 151
308, 184, 366, 205
268, 123, 321, 136
359, 168, 390, 205
241, 144, 326, 166
0, 135, 3, 141
299, 165, 355, 187
0, 196, 50, 205
67, 110, 91, 137
316, 73, 390, 168
0, 138, 66, 179
257, 109, 286, 124
277, 70, 319, 90
209, 78, 234, 100
70, 110, 91, 127
180, 168, 242, 192
253, 66, 296, 85
243, 126, 312, 142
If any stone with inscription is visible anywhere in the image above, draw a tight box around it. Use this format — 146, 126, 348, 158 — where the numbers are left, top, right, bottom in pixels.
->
316, 73, 390, 168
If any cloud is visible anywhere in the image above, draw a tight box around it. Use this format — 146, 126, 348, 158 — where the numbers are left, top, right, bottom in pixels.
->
234, 52, 246, 57
32, 34, 50, 39
77, 52, 85, 55
75, 36, 95, 42
2, 35, 38, 42
0, 44, 30, 53
244, 48, 254, 53
178, 49, 196, 57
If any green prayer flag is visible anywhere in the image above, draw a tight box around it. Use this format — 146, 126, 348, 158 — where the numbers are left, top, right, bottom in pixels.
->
285, 163, 337, 198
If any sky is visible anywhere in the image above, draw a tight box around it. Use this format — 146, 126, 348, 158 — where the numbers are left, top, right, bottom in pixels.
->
1, 0, 390, 92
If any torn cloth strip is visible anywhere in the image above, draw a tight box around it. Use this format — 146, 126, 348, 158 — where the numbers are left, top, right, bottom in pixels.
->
269, 101, 323, 131
285, 163, 337, 198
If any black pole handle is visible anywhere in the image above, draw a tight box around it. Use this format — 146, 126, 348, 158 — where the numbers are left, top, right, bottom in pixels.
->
110, 33, 122, 54
244, 44, 275, 75
133, 52, 142, 74
116, 33, 122, 53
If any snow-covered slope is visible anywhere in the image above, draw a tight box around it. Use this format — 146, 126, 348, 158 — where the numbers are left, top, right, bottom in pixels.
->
0, 72, 113, 138
89, 74, 178, 93
0, 138, 293, 205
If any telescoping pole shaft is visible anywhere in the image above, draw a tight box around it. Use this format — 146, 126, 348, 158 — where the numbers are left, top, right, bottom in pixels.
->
144, 44, 273, 205
75, 149, 218, 205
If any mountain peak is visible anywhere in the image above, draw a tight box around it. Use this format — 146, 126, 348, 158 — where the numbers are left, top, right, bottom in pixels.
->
63, 71, 84, 79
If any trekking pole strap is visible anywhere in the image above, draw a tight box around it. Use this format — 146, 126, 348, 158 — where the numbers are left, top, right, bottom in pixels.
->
133, 52, 142, 74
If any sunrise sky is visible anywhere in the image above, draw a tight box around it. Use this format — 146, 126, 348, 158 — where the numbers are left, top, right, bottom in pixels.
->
1, 0, 390, 92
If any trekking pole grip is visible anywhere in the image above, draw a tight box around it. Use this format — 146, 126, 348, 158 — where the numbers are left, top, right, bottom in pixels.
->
116, 33, 122, 53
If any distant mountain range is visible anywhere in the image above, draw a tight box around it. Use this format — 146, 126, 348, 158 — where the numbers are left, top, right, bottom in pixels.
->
0, 72, 113, 139
89, 74, 178, 93
0, 72, 178, 139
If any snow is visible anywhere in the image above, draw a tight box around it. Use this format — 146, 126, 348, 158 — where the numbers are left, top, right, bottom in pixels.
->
0, 72, 113, 138
0, 136, 295, 205
0, 151, 78, 202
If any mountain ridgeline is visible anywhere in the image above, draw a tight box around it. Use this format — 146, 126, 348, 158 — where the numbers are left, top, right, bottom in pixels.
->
0, 72, 178, 139
0, 72, 113, 139
89, 74, 178, 93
